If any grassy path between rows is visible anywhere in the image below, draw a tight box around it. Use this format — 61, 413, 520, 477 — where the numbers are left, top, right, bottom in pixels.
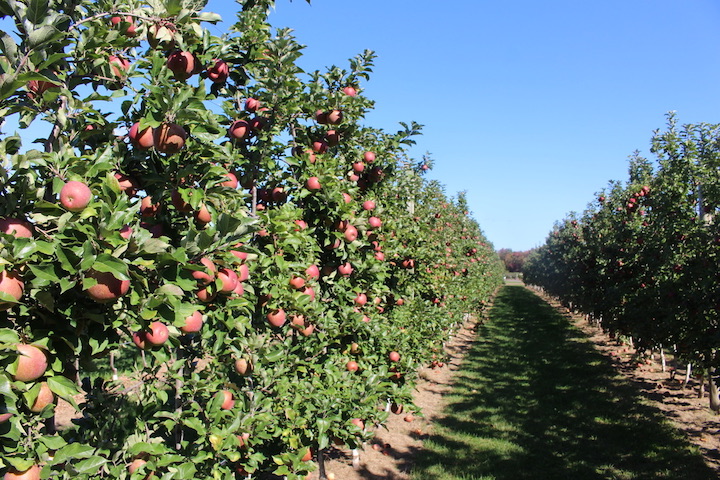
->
410, 285, 716, 480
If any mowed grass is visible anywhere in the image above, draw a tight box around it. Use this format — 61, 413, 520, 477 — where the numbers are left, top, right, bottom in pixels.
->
411, 285, 716, 480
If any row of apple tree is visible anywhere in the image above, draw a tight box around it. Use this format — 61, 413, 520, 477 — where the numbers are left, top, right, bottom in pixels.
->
523, 113, 720, 410
0, 0, 504, 478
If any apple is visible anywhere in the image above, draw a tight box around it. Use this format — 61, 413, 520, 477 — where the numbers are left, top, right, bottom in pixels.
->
114, 172, 139, 196
140, 196, 160, 217
312, 140, 328, 153
293, 219, 308, 230
306, 177, 322, 192
171, 190, 191, 212
3, 465, 41, 480
220, 171, 239, 188
195, 204, 212, 224
219, 390, 235, 410
0, 269, 24, 309
146, 321, 169, 346
362, 200, 375, 211
368, 217, 382, 229
306, 264, 320, 279
60, 180, 92, 211
237, 264, 249, 283
343, 86, 357, 96
167, 50, 198, 81
85, 269, 130, 302
363, 151, 376, 163
230, 244, 248, 261
301, 447, 313, 462
248, 115, 267, 132
192, 257, 216, 286
154, 123, 186, 154
128, 458, 154, 480
389, 351, 400, 362
404, 414, 414, 423
346, 361, 358, 372
111, 15, 137, 36
354, 293, 367, 306
301, 286, 315, 301
342, 192, 352, 203
0, 218, 33, 238
232, 282, 244, 296
148, 21, 176, 50
13, 344, 47, 382
337, 262, 353, 277
350, 418, 364, 430
228, 120, 250, 140
289, 276, 305, 290
132, 331, 148, 349
180, 311, 203, 333
344, 224, 358, 242
109, 55, 130, 78
234, 358, 252, 376
29, 382, 55, 413
245, 97, 261, 112
315, 110, 328, 124
267, 309, 286, 327
27, 78, 58, 99
207, 59, 229, 83
300, 323, 315, 336
326, 110, 343, 125
196, 285, 217, 303
352, 161, 365, 173
325, 129, 340, 146
218, 268, 239, 294
390, 403, 403, 414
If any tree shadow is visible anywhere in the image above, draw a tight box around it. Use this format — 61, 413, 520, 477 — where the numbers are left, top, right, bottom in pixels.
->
409, 286, 718, 480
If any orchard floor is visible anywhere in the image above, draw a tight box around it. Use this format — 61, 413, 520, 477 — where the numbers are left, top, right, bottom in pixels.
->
310, 283, 720, 480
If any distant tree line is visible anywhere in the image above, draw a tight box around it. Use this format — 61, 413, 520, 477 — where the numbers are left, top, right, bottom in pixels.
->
497, 248, 532, 272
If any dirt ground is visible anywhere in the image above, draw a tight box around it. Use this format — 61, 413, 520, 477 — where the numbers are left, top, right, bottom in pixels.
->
309, 284, 720, 480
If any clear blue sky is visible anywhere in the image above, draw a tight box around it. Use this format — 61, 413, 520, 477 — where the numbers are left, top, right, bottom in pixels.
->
221, 0, 719, 251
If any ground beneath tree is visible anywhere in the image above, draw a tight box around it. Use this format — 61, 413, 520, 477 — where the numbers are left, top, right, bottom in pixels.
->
308, 280, 720, 480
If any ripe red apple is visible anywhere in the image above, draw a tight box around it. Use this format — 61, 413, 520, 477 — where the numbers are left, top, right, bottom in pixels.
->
0, 218, 33, 238
228, 120, 250, 140
237, 263, 249, 283
146, 321, 169, 346
346, 360, 358, 372
128, 458, 154, 480
267, 309, 286, 327
167, 50, 198, 81
390, 403, 403, 414
154, 123, 186, 154
180, 311, 203, 333
343, 86, 357, 97
368, 217, 382, 229
350, 418, 364, 430
217, 267, 239, 294
337, 262, 353, 277
326, 110, 343, 125
245, 97, 261, 112
362, 200, 376, 211
114, 172, 139, 196
171, 190, 192, 212
85, 269, 130, 302
342, 192, 352, 203
404, 414, 414, 423
109, 55, 130, 78
354, 293, 367, 306
301, 286, 316, 301
140, 196, 160, 217
312, 140, 328, 153
306, 177, 322, 192
325, 129, 340, 146
191, 257, 216, 285
389, 351, 400, 362
27, 78, 58, 99
110, 15, 136, 36
0, 269, 24, 309
132, 331, 148, 349
352, 161, 365, 173
289, 276, 305, 290
344, 224, 358, 242
220, 171, 239, 188
219, 390, 235, 410
306, 264, 320, 279
363, 151, 376, 163
207, 59, 229, 83
13, 344, 47, 382
293, 219, 308, 231
60, 180, 92, 212
4, 465, 41, 480
195, 204, 212, 224
29, 382, 55, 413
196, 285, 217, 303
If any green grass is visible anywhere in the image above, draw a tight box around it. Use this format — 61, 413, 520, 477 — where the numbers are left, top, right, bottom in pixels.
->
411, 285, 716, 480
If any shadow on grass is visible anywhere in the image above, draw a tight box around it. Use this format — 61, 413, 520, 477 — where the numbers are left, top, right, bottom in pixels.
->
410, 285, 717, 480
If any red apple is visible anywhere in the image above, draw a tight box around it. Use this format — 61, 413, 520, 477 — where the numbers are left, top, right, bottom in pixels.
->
109, 55, 130, 78
343, 86, 357, 97
218, 267, 239, 294
110, 15, 136, 36
171, 190, 192, 212
344, 224, 358, 242
342, 192, 352, 203
245, 98, 261, 112
350, 418, 364, 430
389, 351, 400, 362
326, 110, 343, 125
195, 204, 212, 224
363, 151, 376, 163
180, 311, 203, 333
354, 293, 367, 306
29, 381, 55, 413
305, 264, 320, 279
237, 263, 249, 283
362, 200, 375, 211
312, 140, 328, 153
234, 358, 252, 376
346, 361, 358, 372
325, 129, 340, 146
228, 120, 250, 140
114, 172, 139, 196
289, 276, 305, 290
191, 257, 216, 285
352, 161, 365, 173
219, 390, 234, 410
140, 196, 160, 217
306, 177, 322, 192
0, 269, 23, 309
146, 321, 169, 346
167, 50, 198, 81
337, 262, 353, 277
13, 344, 47, 382
132, 331, 147, 349
154, 123, 186, 154
267, 309, 286, 327
368, 217, 382, 229
207, 59, 229, 83
60, 180, 92, 212
220, 171, 239, 188
4, 465, 41, 480
119, 225, 132, 239
0, 218, 33, 238
128, 458, 153, 480
85, 269, 130, 302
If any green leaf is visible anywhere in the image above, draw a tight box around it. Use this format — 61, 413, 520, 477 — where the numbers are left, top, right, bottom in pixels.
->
26, 0, 49, 23
90, 254, 129, 280
27, 25, 63, 49
72, 455, 107, 474
52, 443, 96, 464
47, 375, 80, 402
0, 327, 20, 345
0, 32, 18, 63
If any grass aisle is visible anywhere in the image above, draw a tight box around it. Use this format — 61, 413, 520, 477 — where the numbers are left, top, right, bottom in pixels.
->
411, 285, 716, 480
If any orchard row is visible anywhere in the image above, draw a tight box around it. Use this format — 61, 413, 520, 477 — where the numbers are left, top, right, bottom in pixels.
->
524, 113, 720, 410
0, 1, 503, 479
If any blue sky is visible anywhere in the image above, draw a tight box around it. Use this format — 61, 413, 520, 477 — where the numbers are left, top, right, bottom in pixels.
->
231, 0, 720, 251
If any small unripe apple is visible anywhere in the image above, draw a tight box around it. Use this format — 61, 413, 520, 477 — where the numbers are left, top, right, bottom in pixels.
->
60, 180, 92, 212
